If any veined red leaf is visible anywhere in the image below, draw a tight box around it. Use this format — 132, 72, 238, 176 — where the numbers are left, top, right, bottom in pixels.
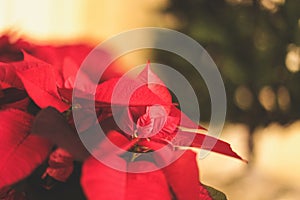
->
126, 161, 172, 200
82, 155, 172, 200
161, 150, 210, 200
138, 62, 172, 112
95, 77, 171, 106
81, 156, 127, 200
0, 109, 52, 188
16, 64, 69, 112
168, 106, 246, 162
94, 62, 172, 107
0, 50, 49, 90
188, 132, 247, 162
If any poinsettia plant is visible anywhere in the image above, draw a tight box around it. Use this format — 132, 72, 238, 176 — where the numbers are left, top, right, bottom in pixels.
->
0, 34, 246, 200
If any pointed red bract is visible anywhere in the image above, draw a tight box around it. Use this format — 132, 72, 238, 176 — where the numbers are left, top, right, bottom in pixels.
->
81, 156, 127, 200
95, 77, 171, 106
189, 133, 247, 162
138, 62, 172, 109
162, 150, 211, 200
82, 150, 172, 200
168, 106, 246, 162
0, 109, 52, 188
126, 161, 172, 200
16, 62, 69, 112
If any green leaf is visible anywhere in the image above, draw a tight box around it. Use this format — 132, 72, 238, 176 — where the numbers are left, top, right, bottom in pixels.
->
203, 184, 227, 200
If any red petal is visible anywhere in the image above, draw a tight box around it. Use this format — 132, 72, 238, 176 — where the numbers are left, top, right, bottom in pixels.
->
95, 77, 170, 106
161, 150, 203, 200
82, 154, 172, 200
94, 62, 172, 107
170, 106, 246, 162
136, 105, 167, 138
0, 109, 52, 188
16, 63, 69, 112
138, 62, 172, 113
126, 161, 172, 200
81, 156, 127, 200
190, 133, 247, 162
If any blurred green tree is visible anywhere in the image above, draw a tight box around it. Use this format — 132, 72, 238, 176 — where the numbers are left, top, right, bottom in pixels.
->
155, 0, 300, 155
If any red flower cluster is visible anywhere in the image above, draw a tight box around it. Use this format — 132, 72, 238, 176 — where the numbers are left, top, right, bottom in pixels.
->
0, 34, 245, 200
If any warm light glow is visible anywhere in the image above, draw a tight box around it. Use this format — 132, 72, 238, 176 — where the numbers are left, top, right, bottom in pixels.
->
260, 0, 285, 12
254, 121, 300, 187
259, 86, 276, 111
0, 0, 85, 41
0, 0, 169, 42
285, 44, 300, 73
234, 85, 253, 110
277, 86, 290, 111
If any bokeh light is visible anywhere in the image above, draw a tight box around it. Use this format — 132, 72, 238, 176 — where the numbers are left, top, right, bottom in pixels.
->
285, 44, 300, 73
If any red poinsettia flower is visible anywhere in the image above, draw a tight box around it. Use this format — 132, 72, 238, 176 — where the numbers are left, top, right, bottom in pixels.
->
77, 65, 244, 200
1, 34, 245, 199
32, 63, 245, 200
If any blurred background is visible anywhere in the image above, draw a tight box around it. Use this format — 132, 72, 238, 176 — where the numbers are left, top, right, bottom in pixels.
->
1, 0, 300, 199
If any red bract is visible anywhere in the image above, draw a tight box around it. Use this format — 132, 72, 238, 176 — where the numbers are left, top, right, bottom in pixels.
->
94, 64, 246, 162
0, 109, 51, 188
82, 157, 173, 200
15, 52, 70, 112
81, 131, 212, 200
0, 50, 70, 112
79, 65, 245, 200
81, 130, 173, 200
